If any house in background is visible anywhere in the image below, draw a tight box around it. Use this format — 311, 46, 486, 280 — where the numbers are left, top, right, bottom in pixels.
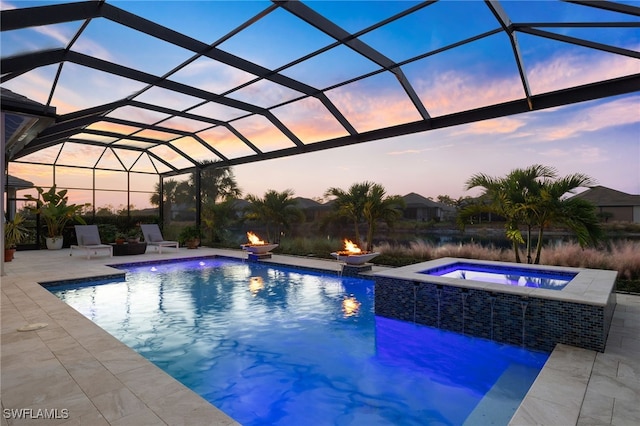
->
4, 175, 34, 219
402, 192, 456, 222
294, 197, 333, 222
290, 193, 458, 224
571, 186, 640, 223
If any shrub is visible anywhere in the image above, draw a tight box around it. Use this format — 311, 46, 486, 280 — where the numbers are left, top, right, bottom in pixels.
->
276, 237, 342, 259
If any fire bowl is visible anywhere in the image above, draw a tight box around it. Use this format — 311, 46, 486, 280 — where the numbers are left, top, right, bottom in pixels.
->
331, 251, 380, 265
241, 243, 279, 254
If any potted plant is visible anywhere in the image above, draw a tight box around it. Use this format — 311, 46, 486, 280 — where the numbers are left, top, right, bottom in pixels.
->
179, 225, 201, 249
114, 232, 127, 245
25, 185, 87, 249
4, 213, 29, 262
97, 224, 117, 245
127, 228, 142, 244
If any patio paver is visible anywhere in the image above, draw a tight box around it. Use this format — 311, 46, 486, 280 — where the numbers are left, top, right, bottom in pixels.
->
1, 247, 638, 425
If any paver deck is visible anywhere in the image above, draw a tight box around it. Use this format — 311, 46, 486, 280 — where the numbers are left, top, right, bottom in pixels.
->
1, 248, 638, 425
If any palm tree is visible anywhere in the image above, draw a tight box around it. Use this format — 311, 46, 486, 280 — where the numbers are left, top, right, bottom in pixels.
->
503, 165, 557, 263
201, 198, 237, 244
245, 189, 303, 243
325, 182, 405, 251
362, 184, 405, 252
458, 171, 528, 263
324, 182, 373, 246
460, 165, 601, 264
190, 160, 242, 205
192, 162, 242, 242
151, 163, 241, 227
530, 173, 602, 264
150, 179, 191, 221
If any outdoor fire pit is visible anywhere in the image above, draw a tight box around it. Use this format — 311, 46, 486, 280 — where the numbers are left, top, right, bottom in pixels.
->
331, 239, 380, 265
241, 232, 278, 255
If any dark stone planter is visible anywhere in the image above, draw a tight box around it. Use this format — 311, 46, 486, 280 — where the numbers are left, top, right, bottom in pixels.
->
110, 242, 147, 256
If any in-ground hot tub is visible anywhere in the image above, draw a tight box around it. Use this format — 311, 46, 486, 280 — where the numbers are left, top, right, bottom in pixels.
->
423, 261, 577, 290
374, 257, 617, 352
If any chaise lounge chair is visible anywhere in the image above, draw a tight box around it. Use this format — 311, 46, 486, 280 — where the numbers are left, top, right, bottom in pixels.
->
140, 224, 179, 254
70, 225, 113, 259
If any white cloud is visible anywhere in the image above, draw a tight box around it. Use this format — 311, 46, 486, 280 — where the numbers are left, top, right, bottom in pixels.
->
73, 36, 115, 63
34, 24, 71, 46
407, 43, 639, 136
535, 96, 640, 142
326, 81, 423, 133
452, 117, 526, 136
26, 19, 114, 62
528, 47, 640, 95
539, 148, 569, 158
414, 70, 524, 117
577, 146, 609, 164
173, 59, 255, 94
540, 145, 608, 164
1, 1, 16, 10
387, 144, 454, 156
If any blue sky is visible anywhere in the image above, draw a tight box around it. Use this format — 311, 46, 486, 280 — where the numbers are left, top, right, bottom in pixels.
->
2, 0, 639, 207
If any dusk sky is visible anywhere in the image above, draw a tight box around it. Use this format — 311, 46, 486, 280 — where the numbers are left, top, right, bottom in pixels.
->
233, 93, 639, 201
2, 0, 639, 208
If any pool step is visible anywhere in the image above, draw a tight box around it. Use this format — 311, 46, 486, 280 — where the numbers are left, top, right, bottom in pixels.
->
463, 363, 541, 426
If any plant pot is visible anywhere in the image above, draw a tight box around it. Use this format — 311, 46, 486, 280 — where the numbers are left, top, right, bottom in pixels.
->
115, 238, 126, 245
46, 237, 64, 250
4, 248, 16, 262
185, 238, 200, 249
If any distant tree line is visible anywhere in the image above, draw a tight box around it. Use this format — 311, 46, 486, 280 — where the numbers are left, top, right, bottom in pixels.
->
148, 161, 601, 262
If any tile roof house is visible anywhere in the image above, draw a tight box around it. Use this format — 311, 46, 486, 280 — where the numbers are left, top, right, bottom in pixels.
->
294, 197, 333, 222
571, 186, 640, 223
402, 192, 456, 222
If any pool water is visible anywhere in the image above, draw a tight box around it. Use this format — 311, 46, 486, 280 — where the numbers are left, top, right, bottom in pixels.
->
47, 258, 548, 425
423, 262, 575, 290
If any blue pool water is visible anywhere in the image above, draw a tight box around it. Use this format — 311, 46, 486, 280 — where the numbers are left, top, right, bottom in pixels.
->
47, 258, 548, 425
423, 262, 576, 290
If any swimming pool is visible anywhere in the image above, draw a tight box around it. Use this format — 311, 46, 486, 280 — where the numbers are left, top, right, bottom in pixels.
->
46, 257, 548, 425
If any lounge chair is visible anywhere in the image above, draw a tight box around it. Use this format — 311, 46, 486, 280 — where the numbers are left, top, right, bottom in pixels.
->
140, 224, 179, 253
70, 225, 113, 259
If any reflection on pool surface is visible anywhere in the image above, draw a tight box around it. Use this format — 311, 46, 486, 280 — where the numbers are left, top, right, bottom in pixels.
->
423, 262, 576, 290
47, 258, 548, 425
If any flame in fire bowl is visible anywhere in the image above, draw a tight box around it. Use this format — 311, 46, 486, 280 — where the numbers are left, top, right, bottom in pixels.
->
331, 239, 380, 265
331, 252, 380, 265
241, 232, 278, 254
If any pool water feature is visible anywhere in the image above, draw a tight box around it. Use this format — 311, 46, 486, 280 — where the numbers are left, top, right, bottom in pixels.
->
46, 258, 548, 425
375, 257, 617, 352
423, 262, 576, 290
